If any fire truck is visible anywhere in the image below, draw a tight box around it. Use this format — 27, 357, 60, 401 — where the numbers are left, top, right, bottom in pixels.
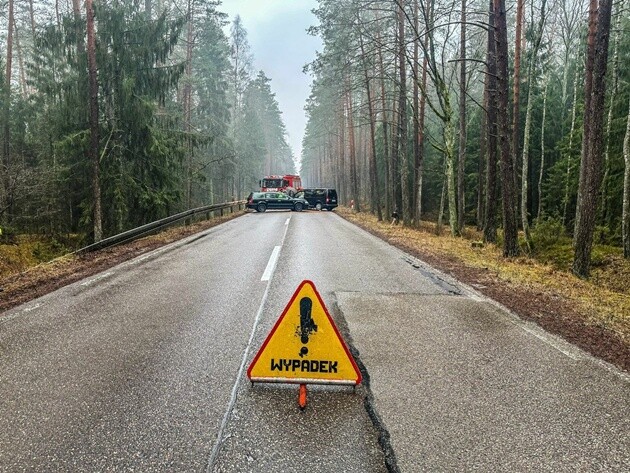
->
259, 175, 302, 196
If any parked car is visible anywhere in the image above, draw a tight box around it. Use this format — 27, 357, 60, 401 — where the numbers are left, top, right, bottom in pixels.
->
296, 188, 338, 211
246, 192, 309, 212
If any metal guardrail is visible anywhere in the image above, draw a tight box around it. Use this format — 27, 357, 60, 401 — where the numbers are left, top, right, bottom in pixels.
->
76, 200, 246, 254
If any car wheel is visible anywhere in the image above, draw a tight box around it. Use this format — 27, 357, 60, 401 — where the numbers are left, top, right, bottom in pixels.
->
315, 202, 323, 211
257, 203, 267, 212
294, 202, 303, 212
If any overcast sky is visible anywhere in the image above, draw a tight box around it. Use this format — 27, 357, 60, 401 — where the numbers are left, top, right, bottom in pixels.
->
218, 0, 321, 169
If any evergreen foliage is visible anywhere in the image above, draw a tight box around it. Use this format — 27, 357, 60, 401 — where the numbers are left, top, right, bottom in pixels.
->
0, 0, 293, 241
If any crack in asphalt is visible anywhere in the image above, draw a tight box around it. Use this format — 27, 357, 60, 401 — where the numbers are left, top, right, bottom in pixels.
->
329, 296, 401, 473
403, 256, 462, 296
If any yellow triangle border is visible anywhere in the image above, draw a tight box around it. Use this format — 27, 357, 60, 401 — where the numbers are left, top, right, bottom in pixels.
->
247, 280, 362, 386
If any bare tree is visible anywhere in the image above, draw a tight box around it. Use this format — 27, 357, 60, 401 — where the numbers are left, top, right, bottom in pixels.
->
72, 0, 85, 55
28, 0, 37, 39
358, 23, 382, 220
483, 0, 498, 244
376, 23, 392, 220
398, 1, 410, 225
599, 2, 621, 228
537, 73, 549, 222
562, 63, 581, 225
184, 0, 194, 209
346, 85, 359, 212
623, 93, 630, 258
558, 0, 583, 120
412, 0, 420, 225
415, 0, 460, 236
512, 0, 525, 207
520, 0, 547, 249
457, 0, 466, 232
3, 0, 15, 223
86, 0, 102, 242
13, 16, 28, 98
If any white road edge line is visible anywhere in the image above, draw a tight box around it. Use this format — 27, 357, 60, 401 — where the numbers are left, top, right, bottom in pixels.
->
519, 325, 580, 360
22, 303, 41, 313
261, 246, 281, 281
205, 272, 273, 471
206, 216, 291, 471
80, 272, 114, 287
285, 216, 291, 226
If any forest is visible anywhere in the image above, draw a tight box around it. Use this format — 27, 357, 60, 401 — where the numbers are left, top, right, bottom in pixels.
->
0, 0, 294, 244
1, 0, 629, 280
302, 0, 629, 278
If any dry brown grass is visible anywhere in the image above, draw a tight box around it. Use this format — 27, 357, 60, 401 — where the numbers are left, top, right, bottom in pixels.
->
337, 207, 630, 343
0, 212, 244, 312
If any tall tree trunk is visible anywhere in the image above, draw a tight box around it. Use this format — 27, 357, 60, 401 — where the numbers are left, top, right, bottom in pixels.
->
562, 64, 580, 226
55, 0, 61, 28
599, 3, 620, 229
28, 0, 37, 39
359, 32, 382, 221
2, 0, 15, 223
520, 0, 546, 250
376, 25, 391, 220
573, 0, 613, 278
346, 88, 359, 212
424, 0, 457, 236
397, 3, 409, 225
391, 44, 400, 220
338, 102, 346, 204
512, 0, 524, 218
477, 101, 486, 231
86, 0, 101, 242
437, 159, 447, 235
412, 0, 420, 225
13, 18, 27, 98
415, 3, 429, 226
72, 0, 85, 55
184, 0, 194, 210
494, 0, 519, 256
443, 95, 458, 237
457, 0, 467, 232
574, 0, 598, 240
537, 75, 549, 222
623, 94, 630, 258
483, 0, 498, 244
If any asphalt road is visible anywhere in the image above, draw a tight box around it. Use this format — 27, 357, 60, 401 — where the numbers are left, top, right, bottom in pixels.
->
1, 211, 628, 472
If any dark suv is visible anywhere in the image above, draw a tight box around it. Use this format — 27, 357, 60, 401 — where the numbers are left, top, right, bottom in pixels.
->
246, 192, 309, 212
296, 188, 338, 211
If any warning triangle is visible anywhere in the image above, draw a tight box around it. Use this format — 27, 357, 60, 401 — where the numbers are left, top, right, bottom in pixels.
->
248, 280, 362, 385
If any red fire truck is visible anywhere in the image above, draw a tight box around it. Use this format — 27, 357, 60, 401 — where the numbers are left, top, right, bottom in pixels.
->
259, 175, 302, 195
